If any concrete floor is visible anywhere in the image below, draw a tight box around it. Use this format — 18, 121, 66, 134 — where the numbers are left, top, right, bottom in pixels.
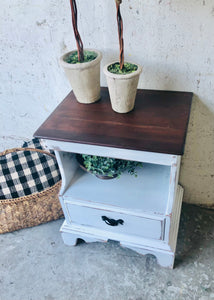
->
0, 203, 214, 300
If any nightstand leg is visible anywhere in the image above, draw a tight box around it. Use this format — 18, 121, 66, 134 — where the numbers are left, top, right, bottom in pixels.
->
120, 243, 175, 269
60, 221, 107, 246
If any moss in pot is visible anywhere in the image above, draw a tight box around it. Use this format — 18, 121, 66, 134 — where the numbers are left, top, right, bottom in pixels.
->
65, 50, 98, 64
107, 62, 138, 75
76, 154, 143, 179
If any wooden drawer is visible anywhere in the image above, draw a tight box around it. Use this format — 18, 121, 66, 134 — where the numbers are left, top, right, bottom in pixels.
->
65, 203, 165, 241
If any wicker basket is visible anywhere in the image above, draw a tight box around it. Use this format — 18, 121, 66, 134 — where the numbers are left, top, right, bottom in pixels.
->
0, 147, 63, 234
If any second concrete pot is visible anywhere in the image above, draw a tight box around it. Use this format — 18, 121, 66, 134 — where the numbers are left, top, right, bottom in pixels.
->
103, 62, 142, 113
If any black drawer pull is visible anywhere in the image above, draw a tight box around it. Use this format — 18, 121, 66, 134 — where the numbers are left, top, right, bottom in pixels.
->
101, 216, 124, 226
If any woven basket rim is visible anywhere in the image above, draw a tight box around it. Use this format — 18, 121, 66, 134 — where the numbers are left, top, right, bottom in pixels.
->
0, 147, 61, 203
0, 180, 62, 204
0, 147, 55, 158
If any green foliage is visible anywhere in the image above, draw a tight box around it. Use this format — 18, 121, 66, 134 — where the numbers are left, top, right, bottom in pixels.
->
108, 62, 138, 75
81, 154, 143, 178
65, 50, 97, 64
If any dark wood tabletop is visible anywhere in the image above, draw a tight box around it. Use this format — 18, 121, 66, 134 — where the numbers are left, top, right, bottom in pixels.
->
34, 87, 193, 155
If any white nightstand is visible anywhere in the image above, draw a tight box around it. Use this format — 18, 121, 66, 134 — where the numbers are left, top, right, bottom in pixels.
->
34, 87, 192, 268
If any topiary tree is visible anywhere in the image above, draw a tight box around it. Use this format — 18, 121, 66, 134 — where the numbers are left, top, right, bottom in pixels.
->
107, 1, 137, 75
115, 0, 124, 70
69, 0, 84, 62
60, 1, 102, 104
103, 0, 142, 113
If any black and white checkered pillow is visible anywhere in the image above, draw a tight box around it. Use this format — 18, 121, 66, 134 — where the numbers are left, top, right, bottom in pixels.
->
22, 138, 46, 150
0, 140, 61, 199
22, 138, 55, 155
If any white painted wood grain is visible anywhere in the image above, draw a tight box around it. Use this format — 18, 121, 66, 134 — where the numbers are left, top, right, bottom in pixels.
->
166, 156, 181, 215
60, 220, 172, 252
65, 203, 165, 240
46, 138, 183, 268
63, 163, 170, 215
60, 220, 174, 267
45, 140, 175, 166
167, 185, 184, 252
54, 151, 78, 195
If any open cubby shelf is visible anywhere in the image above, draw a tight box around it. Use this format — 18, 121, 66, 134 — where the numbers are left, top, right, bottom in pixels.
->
63, 160, 170, 216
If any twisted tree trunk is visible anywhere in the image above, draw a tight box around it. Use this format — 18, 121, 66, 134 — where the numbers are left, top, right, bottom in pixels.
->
69, 0, 84, 62
115, 0, 124, 69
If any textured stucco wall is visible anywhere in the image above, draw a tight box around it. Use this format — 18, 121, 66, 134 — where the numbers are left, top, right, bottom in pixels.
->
0, 0, 214, 206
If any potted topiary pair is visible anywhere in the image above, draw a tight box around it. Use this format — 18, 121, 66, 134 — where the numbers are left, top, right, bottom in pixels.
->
60, 0, 142, 113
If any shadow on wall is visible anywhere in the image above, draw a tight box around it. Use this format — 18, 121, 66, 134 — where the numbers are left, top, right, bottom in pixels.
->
101, 50, 214, 208
180, 95, 214, 208
134, 61, 214, 209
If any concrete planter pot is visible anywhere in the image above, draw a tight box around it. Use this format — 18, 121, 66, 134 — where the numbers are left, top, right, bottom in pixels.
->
103, 62, 142, 113
60, 49, 102, 104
